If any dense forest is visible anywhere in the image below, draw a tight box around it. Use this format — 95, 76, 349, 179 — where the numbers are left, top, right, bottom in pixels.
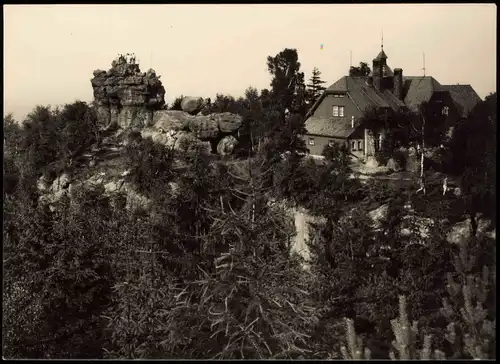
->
3, 48, 496, 359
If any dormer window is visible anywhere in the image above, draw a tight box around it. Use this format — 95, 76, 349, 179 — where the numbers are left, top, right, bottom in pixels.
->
442, 106, 449, 116
333, 106, 345, 117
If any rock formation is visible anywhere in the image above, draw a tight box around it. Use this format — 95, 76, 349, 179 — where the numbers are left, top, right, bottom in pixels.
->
91, 54, 165, 130
91, 56, 243, 155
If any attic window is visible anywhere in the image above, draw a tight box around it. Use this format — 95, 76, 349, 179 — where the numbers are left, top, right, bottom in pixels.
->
442, 106, 449, 116
333, 106, 345, 117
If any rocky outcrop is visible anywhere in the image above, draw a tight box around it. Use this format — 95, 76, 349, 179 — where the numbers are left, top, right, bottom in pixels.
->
91, 56, 242, 155
141, 110, 242, 153
91, 55, 165, 130
37, 171, 159, 213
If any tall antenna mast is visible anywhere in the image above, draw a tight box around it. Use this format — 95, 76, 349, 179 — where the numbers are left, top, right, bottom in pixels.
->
350, 50, 352, 68
422, 52, 426, 76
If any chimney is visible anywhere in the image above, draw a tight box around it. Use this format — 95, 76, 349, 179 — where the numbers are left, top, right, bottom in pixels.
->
393, 68, 404, 100
351, 116, 355, 128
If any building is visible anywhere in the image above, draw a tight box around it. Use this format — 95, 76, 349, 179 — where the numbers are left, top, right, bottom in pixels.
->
302, 45, 482, 159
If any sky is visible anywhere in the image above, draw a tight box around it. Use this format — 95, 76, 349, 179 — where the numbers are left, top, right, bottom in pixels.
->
3, 4, 497, 120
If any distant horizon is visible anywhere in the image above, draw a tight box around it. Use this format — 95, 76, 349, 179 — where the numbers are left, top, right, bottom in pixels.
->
4, 4, 497, 121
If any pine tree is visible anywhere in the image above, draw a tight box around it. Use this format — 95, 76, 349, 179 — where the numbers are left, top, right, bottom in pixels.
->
193, 156, 316, 359
306, 67, 326, 107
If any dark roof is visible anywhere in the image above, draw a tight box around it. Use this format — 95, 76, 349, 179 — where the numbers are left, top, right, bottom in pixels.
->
305, 76, 405, 138
327, 76, 405, 111
439, 84, 482, 117
403, 76, 442, 111
374, 49, 388, 60
305, 116, 356, 138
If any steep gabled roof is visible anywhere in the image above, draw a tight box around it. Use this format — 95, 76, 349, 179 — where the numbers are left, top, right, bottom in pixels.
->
304, 76, 405, 138
439, 84, 482, 117
403, 76, 442, 111
305, 116, 356, 138
326, 76, 404, 111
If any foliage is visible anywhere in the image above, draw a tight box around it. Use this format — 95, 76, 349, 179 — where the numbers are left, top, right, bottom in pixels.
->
168, 95, 184, 110
349, 61, 371, 77
448, 92, 496, 220
440, 235, 496, 359
16, 102, 98, 179
340, 231, 496, 360
3, 186, 122, 359
123, 134, 176, 196
305, 67, 326, 107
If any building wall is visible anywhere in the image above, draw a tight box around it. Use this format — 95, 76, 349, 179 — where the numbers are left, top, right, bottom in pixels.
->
312, 93, 364, 119
427, 92, 461, 142
303, 135, 347, 156
347, 137, 365, 159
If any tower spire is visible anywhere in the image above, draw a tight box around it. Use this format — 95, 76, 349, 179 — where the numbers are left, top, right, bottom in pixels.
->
381, 29, 384, 49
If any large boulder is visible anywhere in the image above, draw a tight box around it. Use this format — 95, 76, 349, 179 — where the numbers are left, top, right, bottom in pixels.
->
217, 135, 238, 156
215, 112, 243, 133
181, 96, 205, 115
140, 129, 211, 154
152, 110, 190, 131
187, 116, 219, 139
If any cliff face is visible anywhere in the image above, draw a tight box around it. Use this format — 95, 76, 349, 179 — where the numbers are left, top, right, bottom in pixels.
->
91, 55, 165, 130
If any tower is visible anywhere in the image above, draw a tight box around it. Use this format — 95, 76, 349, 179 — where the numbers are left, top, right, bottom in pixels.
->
371, 31, 393, 91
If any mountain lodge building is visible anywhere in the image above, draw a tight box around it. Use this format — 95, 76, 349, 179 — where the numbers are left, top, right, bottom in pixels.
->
302, 45, 482, 159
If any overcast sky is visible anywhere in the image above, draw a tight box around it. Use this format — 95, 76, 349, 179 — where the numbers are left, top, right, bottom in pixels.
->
3, 4, 497, 120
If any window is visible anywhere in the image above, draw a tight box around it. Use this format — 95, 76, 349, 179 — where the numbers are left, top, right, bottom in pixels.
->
442, 106, 449, 116
351, 141, 356, 151
333, 105, 345, 117
333, 94, 345, 98
357, 140, 362, 150
308, 138, 315, 146
328, 140, 335, 147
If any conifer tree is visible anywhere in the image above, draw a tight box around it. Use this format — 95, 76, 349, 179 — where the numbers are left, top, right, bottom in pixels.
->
306, 67, 327, 107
